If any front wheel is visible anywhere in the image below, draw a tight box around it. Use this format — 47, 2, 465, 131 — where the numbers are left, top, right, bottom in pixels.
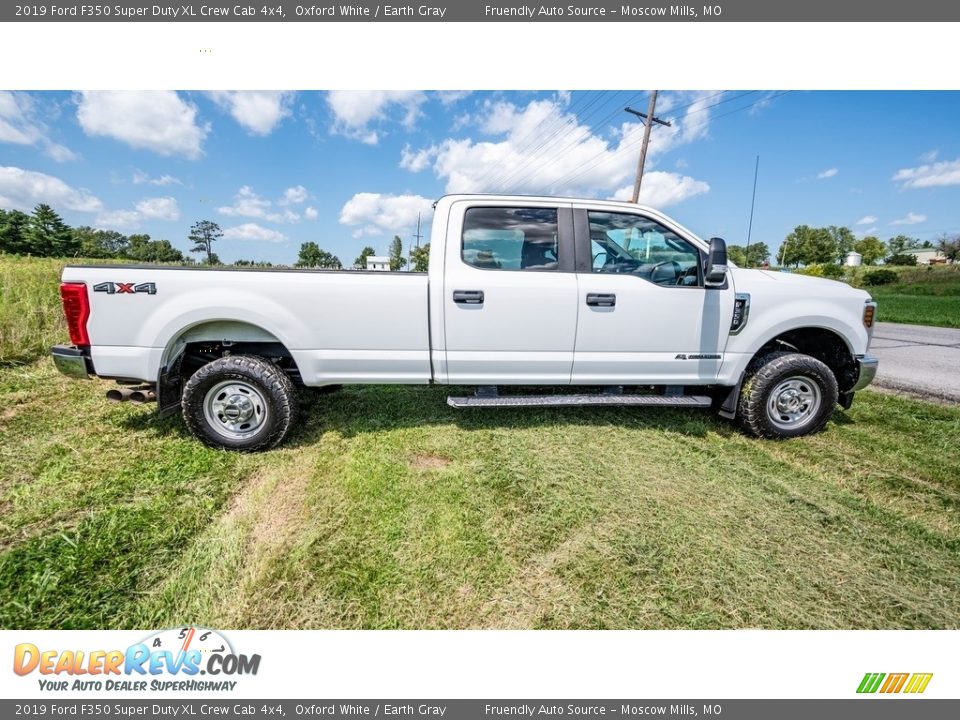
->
182, 355, 299, 451
737, 351, 838, 439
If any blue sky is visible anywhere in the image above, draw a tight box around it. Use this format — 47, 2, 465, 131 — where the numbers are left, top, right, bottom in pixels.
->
1, 90, 959, 264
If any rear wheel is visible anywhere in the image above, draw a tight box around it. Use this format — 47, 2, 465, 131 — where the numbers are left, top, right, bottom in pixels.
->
737, 351, 838, 439
182, 355, 298, 451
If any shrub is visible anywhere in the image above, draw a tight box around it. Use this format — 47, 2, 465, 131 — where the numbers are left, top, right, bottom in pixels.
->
863, 269, 899, 286
797, 263, 845, 279
886, 253, 918, 266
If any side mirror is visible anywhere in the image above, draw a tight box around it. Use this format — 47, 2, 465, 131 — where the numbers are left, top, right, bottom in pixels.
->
705, 237, 728, 286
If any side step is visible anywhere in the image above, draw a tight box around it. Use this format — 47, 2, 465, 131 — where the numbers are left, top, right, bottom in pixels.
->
447, 393, 712, 409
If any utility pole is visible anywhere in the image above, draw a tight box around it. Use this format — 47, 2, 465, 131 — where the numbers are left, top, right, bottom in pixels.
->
412, 212, 423, 247
626, 92, 672, 203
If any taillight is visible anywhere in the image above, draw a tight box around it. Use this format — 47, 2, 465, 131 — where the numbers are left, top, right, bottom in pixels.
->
60, 282, 90, 346
863, 301, 877, 329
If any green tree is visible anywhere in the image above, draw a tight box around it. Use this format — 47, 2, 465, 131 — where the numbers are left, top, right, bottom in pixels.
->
389, 235, 406, 271
827, 226, 856, 263
26, 204, 77, 256
0, 209, 31, 254
188, 220, 222, 264
74, 227, 129, 259
353, 245, 376, 269
127, 234, 185, 263
410, 243, 430, 272
803, 227, 838, 265
852, 236, 887, 265
938, 234, 960, 263
887, 234, 920, 255
296, 241, 342, 269
727, 244, 747, 267
778, 226, 812, 267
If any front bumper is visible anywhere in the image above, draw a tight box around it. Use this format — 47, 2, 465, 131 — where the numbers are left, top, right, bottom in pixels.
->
852, 354, 879, 391
51, 344, 93, 379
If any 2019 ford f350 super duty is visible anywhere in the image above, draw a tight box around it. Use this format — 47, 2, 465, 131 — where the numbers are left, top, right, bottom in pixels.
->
51, 194, 879, 451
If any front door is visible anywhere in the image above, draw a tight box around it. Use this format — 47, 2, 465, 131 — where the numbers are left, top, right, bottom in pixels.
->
442, 201, 578, 385
572, 208, 734, 384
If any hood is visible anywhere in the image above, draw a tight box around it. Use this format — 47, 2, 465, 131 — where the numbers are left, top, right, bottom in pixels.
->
732, 268, 872, 299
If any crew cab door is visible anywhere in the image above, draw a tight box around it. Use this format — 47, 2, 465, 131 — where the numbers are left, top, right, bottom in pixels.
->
571, 207, 734, 384
442, 200, 578, 384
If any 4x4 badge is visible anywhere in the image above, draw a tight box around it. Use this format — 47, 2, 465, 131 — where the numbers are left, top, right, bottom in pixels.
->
93, 282, 157, 295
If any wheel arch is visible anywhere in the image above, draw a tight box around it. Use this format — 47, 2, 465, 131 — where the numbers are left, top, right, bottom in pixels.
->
718, 324, 859, 419
157, 319, 303, 418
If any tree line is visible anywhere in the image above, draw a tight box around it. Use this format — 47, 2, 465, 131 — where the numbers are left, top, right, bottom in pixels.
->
1, 203, 433, 271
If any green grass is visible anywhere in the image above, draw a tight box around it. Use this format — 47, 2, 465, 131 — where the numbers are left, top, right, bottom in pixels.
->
0, 256, 70, 365
2, 254, 958, 629
1, 358, 958, 629
857, 265, 960, 328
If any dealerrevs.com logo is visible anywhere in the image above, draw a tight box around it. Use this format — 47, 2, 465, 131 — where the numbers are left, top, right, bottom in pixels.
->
857, 672, 933, 694
13, 627, 260, 692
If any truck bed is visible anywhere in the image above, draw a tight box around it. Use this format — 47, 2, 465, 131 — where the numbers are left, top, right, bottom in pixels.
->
63, 265, 431, 385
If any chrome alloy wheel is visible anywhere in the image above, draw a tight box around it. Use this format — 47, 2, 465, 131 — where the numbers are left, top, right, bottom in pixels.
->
766, 375, 821, 431
202, 380, 269, 440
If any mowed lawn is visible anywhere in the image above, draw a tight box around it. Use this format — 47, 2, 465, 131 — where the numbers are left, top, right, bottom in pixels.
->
0, 358, 958, 630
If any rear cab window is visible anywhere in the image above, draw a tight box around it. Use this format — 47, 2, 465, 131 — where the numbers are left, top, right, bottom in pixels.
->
462, 207, 559, 271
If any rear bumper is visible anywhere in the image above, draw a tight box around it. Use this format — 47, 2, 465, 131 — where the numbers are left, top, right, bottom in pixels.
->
852, 354, 879, 391
51, 345, 94, 379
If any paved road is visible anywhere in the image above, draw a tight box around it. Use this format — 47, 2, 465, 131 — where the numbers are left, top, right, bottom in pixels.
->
870, 322, 960, 403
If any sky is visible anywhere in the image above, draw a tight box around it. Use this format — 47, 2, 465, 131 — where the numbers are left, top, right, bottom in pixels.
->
1, 89, 959, 265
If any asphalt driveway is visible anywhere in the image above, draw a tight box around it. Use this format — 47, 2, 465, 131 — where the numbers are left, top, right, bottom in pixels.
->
870, 322, 960, 404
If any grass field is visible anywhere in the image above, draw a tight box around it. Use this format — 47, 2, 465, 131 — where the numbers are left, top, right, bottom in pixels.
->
855, 264, 960, 328
1, 359, 958, 629
2, 254, 959, 629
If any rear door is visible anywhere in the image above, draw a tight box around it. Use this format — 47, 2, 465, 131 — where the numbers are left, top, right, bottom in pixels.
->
442, 200, 578, 384
571, 206, 734, 384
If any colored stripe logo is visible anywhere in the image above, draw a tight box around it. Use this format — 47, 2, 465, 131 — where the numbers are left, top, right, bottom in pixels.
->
857, 672, 933, 694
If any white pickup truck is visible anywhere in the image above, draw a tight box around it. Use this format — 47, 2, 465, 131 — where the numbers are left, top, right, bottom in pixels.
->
52, 194, 878, 451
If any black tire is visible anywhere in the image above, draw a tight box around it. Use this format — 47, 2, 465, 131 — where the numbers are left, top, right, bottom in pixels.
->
182, 355, 298, 452
736, 351, 838, 439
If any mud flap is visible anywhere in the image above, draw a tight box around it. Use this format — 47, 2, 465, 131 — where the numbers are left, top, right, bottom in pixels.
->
156, 353, 183, 419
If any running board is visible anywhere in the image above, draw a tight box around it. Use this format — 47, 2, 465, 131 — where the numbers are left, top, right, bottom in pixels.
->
447, 393, 712, 409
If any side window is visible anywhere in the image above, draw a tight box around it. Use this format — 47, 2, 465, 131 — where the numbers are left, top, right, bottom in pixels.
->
587, 211, 701, 287
462, 207, 559, 271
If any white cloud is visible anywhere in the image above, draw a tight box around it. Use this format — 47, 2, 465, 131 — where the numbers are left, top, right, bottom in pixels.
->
133, 170, 182, 186
919, 149, 939, 163
0, 91, 78, 162
208, 91, 293, 135
304, 206, 318, 220
135, 196, 180, 221
854, 226, 878, 239
95, 209, 141, 230
611, 172, 710, 208
398, 92, 714, 202
892, 157, 960, 189
77, 91, 208, 158
326, 90, 427, 144
855, 215, 878, 225
891, 212, 927, 226
222, 222, 286, 243
817, 168, 838, 179
339, 193, 433, 236
279, 185, 308, 205
0, 166, 102, 212
400, 144, 438, 173
436, 91, 471, 106
217, 185, 299, 223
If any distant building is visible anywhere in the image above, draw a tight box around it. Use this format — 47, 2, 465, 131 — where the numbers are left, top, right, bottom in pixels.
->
845, 251, 862, 267
366, 255, 390, 271
905, 248, 950, 265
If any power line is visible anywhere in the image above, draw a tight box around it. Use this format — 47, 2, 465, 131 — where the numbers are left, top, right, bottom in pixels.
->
548, 91, 788, 194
